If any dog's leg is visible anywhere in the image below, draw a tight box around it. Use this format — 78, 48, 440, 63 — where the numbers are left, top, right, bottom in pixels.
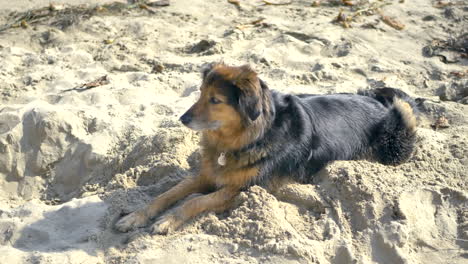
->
115, 176, 210, 232
151, 187, 239, 234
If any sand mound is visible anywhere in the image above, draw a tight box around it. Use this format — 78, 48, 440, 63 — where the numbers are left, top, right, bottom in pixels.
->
0, 0, 467, 263
0, 196, 107, 263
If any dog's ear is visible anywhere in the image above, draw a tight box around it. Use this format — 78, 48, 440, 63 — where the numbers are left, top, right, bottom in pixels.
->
259, 78, 269, 91
201, 62, 216, 80
235, 65, 262, 122
201, 62, 224, 80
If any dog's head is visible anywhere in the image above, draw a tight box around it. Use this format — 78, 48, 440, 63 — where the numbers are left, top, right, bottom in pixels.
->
180, 62, 267, 131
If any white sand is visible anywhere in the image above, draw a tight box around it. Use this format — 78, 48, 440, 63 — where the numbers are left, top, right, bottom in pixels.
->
0, 0, 467, 263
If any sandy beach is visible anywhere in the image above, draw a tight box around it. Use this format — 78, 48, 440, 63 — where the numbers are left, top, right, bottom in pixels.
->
0, 0, 467, 263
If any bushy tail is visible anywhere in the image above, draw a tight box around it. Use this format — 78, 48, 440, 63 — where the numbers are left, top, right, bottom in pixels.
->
375, 98, 417, 165
358, 87, 420, 115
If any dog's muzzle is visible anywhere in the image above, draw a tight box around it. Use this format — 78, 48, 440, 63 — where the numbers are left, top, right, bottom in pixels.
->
179, 112, 192, 126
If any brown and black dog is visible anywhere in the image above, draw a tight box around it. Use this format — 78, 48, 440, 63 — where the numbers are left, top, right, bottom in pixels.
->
115, 62, 418, 234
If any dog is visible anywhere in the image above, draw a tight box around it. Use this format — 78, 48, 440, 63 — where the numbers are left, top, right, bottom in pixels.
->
115, 62, 418, 234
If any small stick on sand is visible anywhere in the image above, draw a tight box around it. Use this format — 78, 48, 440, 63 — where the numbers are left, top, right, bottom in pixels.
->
333, 2, 391, 29
450, 70, 468, 78
341, 0, 355, 6
236, 18, 266, 30
380, 12, 405, 30
262, 0, 292, 6
0, 1, 171, 32
138, 4, 158, 14
227, 0, 240, 7
146, 0, 170, 7
62, 75, 110, 93
432, 1, 468, 8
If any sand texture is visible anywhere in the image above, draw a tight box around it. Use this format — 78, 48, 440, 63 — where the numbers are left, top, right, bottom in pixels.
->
0, 0, 467, 263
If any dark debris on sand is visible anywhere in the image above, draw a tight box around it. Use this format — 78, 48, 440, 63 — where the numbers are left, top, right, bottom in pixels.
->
423, 33, 468, 64
0, 0, 170, 32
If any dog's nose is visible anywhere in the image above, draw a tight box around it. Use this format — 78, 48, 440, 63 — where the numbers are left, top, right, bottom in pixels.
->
180, 113, 192, 125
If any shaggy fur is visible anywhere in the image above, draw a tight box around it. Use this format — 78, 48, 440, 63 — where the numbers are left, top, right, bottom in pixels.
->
115, 63, 418, 234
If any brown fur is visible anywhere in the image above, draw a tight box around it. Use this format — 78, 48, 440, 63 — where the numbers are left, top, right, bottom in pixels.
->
115, 63, 266, 234
394, 98, 417, 131
201, 64, 269, 150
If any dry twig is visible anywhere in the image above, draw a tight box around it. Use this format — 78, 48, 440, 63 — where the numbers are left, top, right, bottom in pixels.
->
227, 0, 241, 7
262, 0, 292, 6
0, 1, 170, 32
434, 0, 467, 8
450, 70, 468, 78
62, 76, 110, 93
333, 1, 391, 28
236, 18, 266, 30
380, 13, 405, 30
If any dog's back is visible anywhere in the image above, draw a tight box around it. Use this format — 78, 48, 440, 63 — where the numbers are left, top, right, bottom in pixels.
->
256, 88, 418, 184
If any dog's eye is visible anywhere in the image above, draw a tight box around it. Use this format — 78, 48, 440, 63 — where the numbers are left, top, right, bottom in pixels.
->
209, 97, 221, 104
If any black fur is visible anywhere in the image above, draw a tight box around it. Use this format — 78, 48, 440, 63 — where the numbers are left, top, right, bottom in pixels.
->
231, 84, 418, 186
201, 62, 216, 80
239, 93, 261, 121
357, 87, 419, 115
374, 106, 416, 165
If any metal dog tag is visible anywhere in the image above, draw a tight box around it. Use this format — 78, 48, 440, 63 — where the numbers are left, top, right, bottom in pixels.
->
218, 152, 226, 166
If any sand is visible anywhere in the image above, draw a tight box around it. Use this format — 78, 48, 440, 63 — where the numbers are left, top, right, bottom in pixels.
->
0, 0, 467, 263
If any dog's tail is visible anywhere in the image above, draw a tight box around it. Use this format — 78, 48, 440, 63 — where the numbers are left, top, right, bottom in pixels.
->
374, 97, 417, 165
358, 87, 419, 113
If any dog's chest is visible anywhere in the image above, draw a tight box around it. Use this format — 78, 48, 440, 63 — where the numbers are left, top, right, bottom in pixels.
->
203, 150, 263, 188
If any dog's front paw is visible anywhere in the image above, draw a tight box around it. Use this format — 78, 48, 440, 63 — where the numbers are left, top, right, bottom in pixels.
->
115, 210, 149, 232
151, 214, 183, 235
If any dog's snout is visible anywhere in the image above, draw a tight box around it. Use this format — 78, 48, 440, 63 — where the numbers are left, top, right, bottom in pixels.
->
180, 113, 192, 125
